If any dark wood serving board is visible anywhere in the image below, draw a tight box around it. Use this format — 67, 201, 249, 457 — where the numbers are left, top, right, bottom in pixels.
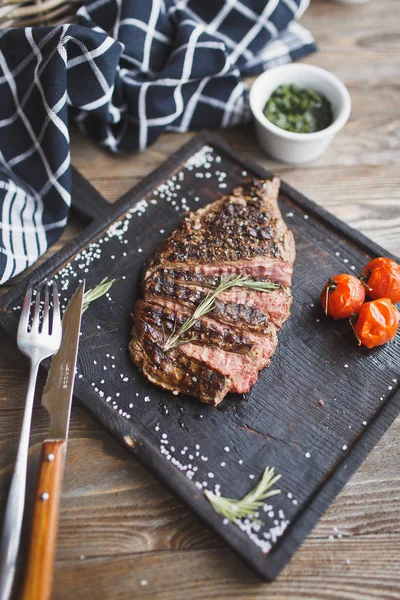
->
1, 133, 400, 581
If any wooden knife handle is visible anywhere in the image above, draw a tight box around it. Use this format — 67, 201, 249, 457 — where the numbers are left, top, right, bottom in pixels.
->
21, 440, 66, 600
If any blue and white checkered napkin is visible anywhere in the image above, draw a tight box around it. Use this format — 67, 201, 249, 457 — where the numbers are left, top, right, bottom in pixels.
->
0, 0, 316, 284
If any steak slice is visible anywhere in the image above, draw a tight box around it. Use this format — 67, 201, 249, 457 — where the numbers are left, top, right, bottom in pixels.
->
180, 343, 260, 394
144, 272, 292, 328
145, 281, 271, 333
130, 177, 295, 405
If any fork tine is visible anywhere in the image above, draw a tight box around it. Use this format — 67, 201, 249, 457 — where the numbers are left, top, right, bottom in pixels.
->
41, 283, 50, 334
17, 280, 33, 336
51, 282, 61, 338
31, 283, 42, 332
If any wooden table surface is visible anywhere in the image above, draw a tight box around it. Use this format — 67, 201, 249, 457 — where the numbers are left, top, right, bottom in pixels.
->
1, 1, 400, 598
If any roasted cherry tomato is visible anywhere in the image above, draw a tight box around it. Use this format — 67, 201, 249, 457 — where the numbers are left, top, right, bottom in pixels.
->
361, 257, 400, 303
353, 298, 400, 349
320, 274, 365, 319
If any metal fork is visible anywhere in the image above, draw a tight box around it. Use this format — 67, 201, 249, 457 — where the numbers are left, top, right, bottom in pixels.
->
0, 281, 62, 600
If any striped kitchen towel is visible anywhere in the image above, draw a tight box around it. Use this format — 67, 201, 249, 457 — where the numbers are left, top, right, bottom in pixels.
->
0, 0, 315, 284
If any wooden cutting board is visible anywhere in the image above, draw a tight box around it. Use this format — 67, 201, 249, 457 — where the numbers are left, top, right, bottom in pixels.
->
1, 133, 400, 581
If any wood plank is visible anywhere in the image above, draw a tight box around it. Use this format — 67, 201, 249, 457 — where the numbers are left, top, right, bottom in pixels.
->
52, 539, 400, 600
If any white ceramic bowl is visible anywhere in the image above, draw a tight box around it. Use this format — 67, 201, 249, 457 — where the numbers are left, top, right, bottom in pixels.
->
249, 63, 351, 164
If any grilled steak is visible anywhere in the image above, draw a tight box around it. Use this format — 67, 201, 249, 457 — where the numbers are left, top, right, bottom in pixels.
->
129, 177, 295, 406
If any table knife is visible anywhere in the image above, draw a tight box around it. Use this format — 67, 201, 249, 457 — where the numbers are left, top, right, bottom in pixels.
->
21, 282, 85, 600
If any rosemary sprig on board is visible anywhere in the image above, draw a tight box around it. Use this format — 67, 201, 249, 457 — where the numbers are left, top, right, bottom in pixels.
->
204, 466, 281, 524
163, 275, 279, 351
82, 277, 116, 313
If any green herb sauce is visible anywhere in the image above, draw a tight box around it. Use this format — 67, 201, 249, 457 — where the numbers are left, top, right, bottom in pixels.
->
263, 84, 333, 134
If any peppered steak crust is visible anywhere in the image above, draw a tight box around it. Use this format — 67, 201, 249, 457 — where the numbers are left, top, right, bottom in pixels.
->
145, 178, 293, 269
130, 178, 295, 406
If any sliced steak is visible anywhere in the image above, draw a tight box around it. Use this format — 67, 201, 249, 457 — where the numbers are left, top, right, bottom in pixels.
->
180, 343, 260, 394
130, 177, 295, 405
135, 300, 255, 355
154, 268, 285, 290
133, 310, 268, 396
135, 300, 278, 377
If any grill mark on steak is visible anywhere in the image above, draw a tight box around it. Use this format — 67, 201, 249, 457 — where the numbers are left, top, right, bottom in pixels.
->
130, 177, 295, 405
148, 267, 277, 289
148, 268, 280, 290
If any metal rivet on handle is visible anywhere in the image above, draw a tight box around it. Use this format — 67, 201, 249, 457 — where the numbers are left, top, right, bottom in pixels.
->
46, 453, 55, 462
40, 492, 49, 501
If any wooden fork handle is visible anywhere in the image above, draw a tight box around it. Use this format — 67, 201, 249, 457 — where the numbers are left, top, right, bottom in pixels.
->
21, 440, 66, 600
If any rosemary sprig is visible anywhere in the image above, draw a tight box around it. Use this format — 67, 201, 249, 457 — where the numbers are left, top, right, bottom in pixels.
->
163, 275, 279, 351
82, 277, 116, 313
233, 278, 280, 293
204, 466, 281, 524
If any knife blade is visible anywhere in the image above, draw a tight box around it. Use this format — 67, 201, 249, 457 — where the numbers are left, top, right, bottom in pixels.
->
41, 281, 85, 440
21, 282, 85, 600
